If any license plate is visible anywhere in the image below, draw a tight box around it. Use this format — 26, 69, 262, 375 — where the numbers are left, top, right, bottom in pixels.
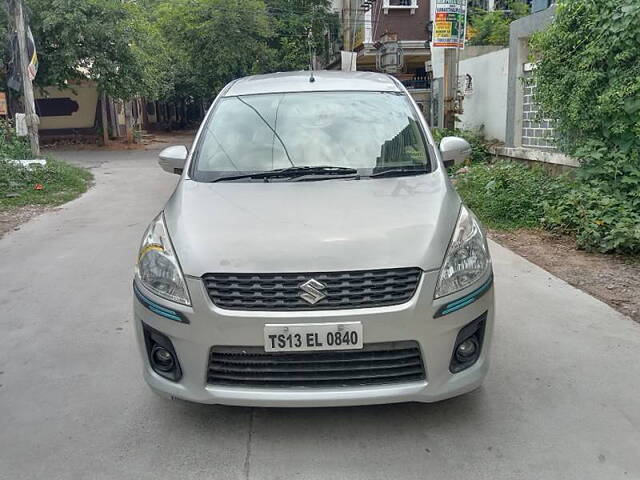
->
264, 322, 363, 352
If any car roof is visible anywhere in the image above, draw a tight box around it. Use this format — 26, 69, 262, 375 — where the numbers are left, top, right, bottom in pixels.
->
223, 71, 402, 96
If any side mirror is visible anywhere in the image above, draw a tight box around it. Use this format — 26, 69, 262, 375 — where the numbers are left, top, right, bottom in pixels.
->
158, 145, 188, 175
439, 136, 472, 168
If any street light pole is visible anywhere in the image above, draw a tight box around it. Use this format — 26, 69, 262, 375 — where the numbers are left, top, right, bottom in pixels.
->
443, 47, 459, 130
13, 0, 40, 157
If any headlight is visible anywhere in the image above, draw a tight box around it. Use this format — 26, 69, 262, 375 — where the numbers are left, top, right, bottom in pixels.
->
435, 205, 491, 299
135, 212, 191, 306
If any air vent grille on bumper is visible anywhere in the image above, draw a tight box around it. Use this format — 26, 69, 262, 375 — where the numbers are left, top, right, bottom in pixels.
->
207, 342, 426, 388
202, 268, 422, 311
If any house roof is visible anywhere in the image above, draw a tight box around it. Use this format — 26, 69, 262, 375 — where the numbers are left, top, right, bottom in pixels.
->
223, 71, 402, 96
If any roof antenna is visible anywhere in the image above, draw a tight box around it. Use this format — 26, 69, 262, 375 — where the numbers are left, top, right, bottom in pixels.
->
308, 28, 315, 83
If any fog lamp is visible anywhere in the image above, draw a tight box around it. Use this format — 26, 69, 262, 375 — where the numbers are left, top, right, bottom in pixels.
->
151, 346, 175, 371
450, 314, 487, 374
455, 338, 478, 362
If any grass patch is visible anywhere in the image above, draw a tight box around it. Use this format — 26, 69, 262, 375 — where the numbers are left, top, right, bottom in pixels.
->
0, 158, 94, 210
0, 119, 93, 211
453, 161, 573, 230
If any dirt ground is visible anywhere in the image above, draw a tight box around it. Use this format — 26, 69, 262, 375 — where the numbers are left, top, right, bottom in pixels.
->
42, 129, 197, 152
490, 229, 640, 323
0, 204, 53, 239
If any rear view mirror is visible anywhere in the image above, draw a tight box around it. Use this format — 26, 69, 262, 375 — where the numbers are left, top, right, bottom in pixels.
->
439, 137, 472, 168
158, 145, 188, 175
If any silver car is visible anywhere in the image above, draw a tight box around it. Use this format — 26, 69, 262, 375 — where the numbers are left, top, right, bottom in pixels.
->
133, 71, 494, 407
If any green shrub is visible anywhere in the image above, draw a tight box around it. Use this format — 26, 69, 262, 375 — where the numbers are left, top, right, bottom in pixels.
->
0, 119, 32, 160
529, 0, 640, 254
543, 181, 640, 254
540, 141, 640, 254
431, 128, 489, 164
454, 159, 640, 254
454, 161, 572, 230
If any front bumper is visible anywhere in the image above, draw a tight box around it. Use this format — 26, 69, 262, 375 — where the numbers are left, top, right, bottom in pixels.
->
133, 271, 494, 407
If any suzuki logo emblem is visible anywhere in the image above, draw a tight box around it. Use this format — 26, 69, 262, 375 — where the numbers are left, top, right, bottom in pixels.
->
299, 278, 327, 305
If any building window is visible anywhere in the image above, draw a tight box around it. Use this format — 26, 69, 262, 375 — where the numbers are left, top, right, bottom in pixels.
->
383, 0, 418, 15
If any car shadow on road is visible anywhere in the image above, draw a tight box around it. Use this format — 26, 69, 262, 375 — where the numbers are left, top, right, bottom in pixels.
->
153, 385, 489, 439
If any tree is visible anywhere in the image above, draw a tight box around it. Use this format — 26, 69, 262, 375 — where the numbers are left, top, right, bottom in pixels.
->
153, 0, 338, 101
13, 0, 339, 105
264, 0, 339, 71
26, 0, 171, 100
155, 0, 273, 101
467, 1, 530, 46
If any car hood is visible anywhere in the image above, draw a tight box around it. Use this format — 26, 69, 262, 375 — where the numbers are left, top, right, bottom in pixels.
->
164, 175, 460, 277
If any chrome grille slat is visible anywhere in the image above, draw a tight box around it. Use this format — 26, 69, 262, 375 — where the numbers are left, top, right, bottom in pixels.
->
210, 359, 422, 374
207, 342, 426, 388
202, 268, 421, 311
210, 349, 419, 365
209, 369, 425, 384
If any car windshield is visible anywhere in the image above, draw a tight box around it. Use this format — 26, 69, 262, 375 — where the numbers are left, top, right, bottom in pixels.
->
191, 91, 432, 181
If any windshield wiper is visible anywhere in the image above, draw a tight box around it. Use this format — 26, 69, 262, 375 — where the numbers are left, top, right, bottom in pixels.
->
368, 166, 428, 178
211, 166, 359, 183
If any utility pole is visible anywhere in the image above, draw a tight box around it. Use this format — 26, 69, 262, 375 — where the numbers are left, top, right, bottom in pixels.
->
442, 48, 458, 130
343, 4, 351, 51
433, 0, 466, 130
13, 0, 40, 156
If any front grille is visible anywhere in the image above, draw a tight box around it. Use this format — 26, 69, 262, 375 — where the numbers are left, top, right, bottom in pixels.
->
202, 268, 422, 311
207, 342, 426, 388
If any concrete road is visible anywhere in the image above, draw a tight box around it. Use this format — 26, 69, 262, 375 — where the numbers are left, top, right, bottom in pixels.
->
1, 149, 639, 480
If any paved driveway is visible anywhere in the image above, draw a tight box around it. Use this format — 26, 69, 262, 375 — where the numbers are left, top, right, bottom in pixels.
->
1, 149, 639, 480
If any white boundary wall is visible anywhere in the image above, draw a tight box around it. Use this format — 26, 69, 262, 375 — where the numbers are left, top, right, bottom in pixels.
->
457, 47, 509, 142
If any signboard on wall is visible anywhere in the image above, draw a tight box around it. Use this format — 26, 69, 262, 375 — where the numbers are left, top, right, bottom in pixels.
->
432, 0, 467, 48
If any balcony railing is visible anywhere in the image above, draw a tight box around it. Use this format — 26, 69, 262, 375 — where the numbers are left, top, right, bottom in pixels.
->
400, 75, 431, 90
